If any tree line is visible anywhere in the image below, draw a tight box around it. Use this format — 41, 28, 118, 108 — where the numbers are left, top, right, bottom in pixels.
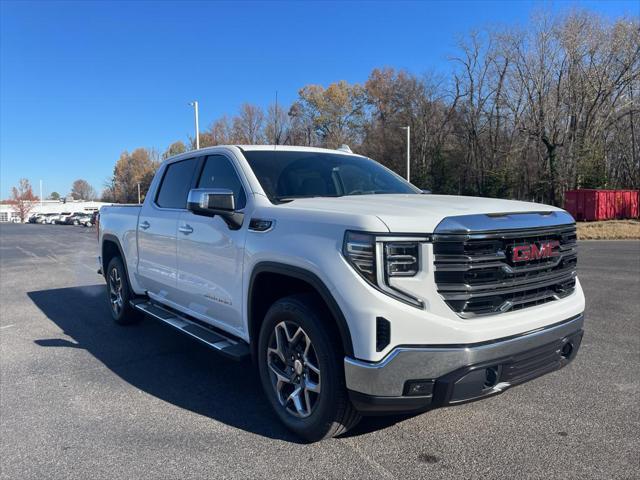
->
106, 10, 639, 206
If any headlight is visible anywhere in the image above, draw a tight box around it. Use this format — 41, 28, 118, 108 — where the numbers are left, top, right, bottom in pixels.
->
343, 232, 376, 283
385, 242, 419, 277
343, 231, 428, 308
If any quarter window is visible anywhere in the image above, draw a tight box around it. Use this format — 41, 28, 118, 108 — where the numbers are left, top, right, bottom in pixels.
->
155, 158, 198, 209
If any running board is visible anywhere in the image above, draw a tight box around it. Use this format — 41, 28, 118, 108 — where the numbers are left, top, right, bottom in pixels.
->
131, 299, 250, 361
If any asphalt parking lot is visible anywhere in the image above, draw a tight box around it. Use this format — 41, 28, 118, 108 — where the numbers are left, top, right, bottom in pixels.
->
1, 223, 638, 479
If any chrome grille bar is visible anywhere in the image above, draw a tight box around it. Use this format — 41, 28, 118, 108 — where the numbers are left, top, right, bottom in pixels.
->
433, 213, 577, 317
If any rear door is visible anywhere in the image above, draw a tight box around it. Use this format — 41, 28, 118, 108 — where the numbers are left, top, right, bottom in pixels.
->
176, 154, 249, 332
137, 157, 199, 304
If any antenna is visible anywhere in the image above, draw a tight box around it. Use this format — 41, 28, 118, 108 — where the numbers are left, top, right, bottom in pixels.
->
274, 90, 278, 150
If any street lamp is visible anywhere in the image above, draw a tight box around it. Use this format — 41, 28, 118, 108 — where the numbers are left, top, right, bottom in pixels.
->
189, 101, 200, 150
401, 126, 410, 182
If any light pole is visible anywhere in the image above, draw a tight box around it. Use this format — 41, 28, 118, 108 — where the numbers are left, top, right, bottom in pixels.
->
401, 125, 410, 181
137, 183, 141, 204
189, 100, 200, 150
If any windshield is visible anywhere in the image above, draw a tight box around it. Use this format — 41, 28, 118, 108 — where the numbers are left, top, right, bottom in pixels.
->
243, 150, 420, 202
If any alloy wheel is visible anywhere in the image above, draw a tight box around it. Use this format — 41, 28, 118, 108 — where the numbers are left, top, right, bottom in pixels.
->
108, 267, 124, 316
266, 321, 321, 418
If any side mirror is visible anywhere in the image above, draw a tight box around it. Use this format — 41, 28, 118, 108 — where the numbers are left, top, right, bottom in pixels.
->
187, 188, 244, 230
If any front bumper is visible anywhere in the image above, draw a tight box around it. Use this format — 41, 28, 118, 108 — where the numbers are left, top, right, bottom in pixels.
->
345, 313, 584, 414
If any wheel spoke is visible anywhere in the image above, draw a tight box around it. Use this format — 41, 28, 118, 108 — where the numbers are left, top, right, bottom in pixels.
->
268, 362, 292, 385
305, 357, 320, 375
304, 377, 320, 393
303, 388, 313, 415
303, 337, 311, 356
267, 347, 284, 364
287, 326, 304, 345
271, 323, 288, 363
287, 387, 305, 416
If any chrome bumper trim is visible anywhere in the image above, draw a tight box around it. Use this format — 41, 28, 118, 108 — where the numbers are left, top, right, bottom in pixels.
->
344, 313, 584, 397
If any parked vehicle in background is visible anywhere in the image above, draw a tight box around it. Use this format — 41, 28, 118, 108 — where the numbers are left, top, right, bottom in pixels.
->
28, 214, 41, 224
54, 212, 73, 224
37, 213, 59, 224
80, 213, 94, 226
98, 145, 585, 441
64, 212, 92, 225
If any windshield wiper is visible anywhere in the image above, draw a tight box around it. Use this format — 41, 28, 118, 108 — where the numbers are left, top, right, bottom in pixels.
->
347, 190, 394, 196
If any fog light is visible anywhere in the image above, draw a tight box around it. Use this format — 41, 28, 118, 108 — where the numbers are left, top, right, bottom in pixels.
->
404, 380, 434, 397
484, 366, 499, 388
561, 342, 574, 359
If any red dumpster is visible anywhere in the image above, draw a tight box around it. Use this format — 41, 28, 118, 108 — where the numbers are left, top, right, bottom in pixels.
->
564, 189, 639, 221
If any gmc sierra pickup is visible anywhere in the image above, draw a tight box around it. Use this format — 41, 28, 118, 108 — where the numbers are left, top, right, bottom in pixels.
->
98, 145, 585, 441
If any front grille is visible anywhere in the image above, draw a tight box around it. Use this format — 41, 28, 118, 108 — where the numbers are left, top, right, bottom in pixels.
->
433, 224, 577, 317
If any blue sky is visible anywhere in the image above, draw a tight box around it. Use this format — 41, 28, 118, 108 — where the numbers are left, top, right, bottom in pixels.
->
1, 0, 637, 199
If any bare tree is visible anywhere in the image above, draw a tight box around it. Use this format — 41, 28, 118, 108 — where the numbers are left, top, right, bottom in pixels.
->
233, 104, 265, 144
10, 178, 37, 222
71, 179, 96, 200
264, 103, 290, 145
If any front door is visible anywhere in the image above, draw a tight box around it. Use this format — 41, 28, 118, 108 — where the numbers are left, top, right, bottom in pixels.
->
176, 154, 249, 333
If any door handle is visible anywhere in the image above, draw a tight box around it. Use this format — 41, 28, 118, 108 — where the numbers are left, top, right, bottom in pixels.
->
179, 224, 194, 235
139, 221, 150, 230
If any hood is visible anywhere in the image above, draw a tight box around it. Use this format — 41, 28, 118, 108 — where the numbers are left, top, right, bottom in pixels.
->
278, 194, 565, 232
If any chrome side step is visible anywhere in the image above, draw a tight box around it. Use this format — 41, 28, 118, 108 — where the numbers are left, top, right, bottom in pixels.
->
131, 299, 250, 361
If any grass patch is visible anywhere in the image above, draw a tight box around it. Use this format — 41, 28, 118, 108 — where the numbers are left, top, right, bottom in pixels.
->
577, 220, 640, 240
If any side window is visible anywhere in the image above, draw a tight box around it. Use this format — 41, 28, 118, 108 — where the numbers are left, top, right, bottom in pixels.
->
197, 155, 247, 209
155, 158, 198, 209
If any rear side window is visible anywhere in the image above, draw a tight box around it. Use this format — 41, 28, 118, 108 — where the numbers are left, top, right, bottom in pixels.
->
197, 155, 247, 209
155, 158, 198, 209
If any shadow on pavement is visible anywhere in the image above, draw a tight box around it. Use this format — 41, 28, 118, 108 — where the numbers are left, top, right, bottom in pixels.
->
27, 285, 408, 442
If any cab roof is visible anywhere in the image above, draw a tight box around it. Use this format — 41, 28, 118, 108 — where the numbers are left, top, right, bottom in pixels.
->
164, 145, 359, 165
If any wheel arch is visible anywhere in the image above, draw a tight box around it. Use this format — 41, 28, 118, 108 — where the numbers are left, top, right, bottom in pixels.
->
248, 262, 354, 358
101, 234, 132, 287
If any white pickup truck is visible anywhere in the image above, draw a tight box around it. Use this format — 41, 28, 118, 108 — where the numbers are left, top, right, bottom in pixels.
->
98, 145, 585, 441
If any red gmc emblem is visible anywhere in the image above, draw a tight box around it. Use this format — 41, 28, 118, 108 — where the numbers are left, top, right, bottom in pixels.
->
511, 240, 560, 262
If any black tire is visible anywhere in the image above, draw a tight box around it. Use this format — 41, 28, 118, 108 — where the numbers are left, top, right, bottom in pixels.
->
105, 256, 141, 325
258, 294, 361, 442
